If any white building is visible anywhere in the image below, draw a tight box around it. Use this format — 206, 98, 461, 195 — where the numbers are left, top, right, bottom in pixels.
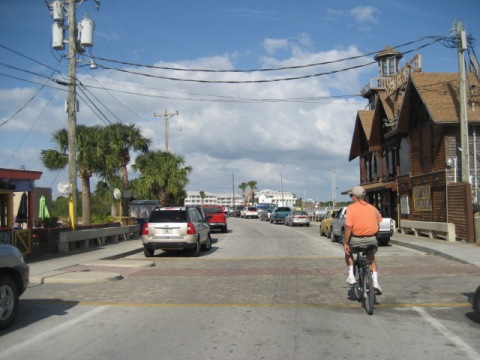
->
184, 191, 242, 207
184, 189, 297, 208
257, 189, 297, 208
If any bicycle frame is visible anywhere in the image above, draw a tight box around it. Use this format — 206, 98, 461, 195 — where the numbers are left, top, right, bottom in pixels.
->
352, 247, 376, 315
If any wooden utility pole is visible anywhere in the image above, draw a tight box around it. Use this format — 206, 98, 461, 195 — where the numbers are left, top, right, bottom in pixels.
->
457, 21, 470, 183
67, 0, 78, 228
153, 109, 179, 152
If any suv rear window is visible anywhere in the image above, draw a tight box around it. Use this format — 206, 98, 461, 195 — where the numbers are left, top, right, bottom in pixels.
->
276, 207, 291, 212
149, 210, 187, 223
203, 207, 223, 214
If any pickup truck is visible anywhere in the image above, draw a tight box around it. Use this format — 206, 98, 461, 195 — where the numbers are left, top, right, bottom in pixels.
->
202, 205, 228, 233
331, 206, 394, 245
270, 207, 291, 224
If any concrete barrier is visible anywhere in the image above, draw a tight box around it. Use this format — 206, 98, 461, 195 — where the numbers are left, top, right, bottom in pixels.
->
399, 220, 456, 242
59, 225, 139, 253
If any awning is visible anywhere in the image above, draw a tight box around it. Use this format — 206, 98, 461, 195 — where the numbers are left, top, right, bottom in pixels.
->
341, 181, 396, 195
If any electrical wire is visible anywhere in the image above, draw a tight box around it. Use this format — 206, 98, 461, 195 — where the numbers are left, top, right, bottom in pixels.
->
90, 35, 454, 73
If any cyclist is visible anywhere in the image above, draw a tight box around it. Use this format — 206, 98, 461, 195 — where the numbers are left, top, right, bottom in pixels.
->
343, 185, 383, 295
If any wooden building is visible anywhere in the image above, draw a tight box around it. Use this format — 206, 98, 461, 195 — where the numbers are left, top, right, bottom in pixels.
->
348, 46, 480, 242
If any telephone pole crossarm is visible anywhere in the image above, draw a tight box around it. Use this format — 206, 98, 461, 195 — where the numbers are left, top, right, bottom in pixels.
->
153, 108, 179, 152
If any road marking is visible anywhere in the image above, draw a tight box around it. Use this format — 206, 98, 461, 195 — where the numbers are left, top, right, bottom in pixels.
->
0, 306, 107, 359
413, 306, 480, 360
25, 300, 471, 309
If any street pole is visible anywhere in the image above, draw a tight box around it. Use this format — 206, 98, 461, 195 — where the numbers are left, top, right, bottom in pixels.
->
280, 174, 284, 206
153, 108, 179, 152
331, 169, 337, 207
457, 21, 470, 184
67, 0, 78, 229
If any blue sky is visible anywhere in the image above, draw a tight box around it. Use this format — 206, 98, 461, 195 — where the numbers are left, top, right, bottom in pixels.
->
1, 1, 479, 204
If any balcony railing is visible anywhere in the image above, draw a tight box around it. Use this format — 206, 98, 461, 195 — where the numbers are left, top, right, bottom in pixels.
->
361, 77, 391, 97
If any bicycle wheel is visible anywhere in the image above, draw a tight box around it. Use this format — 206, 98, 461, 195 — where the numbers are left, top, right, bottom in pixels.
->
353, 261, 363, 301
363, 268, 375, 315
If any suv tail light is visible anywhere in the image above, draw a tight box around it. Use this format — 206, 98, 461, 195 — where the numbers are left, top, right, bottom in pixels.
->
141, 223, 149, 235
187, 222, 196, 234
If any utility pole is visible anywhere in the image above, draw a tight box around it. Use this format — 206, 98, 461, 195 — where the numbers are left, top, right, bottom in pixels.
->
456, 21, 470, 184
331, 169, 337, 207
153, 108, 179, 152
47, 0, 99, 228
67, 0, 78, 228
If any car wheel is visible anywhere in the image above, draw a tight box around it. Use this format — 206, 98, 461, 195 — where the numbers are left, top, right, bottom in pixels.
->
0, 274, 19, 330
201, 234, 212, 251
144, 247, 154, 257
327, 229, 333, 240
191, 238, 200, 257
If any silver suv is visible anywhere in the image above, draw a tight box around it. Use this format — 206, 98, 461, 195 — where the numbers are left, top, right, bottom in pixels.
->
0, 244, 29, 330
141, 207, 212, 257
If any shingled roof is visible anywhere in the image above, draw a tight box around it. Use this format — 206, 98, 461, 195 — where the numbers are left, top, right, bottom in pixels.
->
399, 72, 480, 125
348, 110, 374, 161
349, 71, 480, 161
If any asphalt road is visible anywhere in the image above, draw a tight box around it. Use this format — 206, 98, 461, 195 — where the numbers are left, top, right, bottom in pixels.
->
1, 217, 480, 360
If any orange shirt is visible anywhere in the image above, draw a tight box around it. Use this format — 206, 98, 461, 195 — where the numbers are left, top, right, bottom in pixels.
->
345, 201, 382, 236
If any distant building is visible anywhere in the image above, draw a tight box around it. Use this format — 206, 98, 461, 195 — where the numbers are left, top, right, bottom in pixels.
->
184, 189, 297, 208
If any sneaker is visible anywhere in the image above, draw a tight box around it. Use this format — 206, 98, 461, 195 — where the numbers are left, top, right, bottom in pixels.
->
346, 274, 356, 285
373, 282, 382, 295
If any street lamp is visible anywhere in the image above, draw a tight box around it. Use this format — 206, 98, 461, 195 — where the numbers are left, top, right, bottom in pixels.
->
275, 166, 298, 207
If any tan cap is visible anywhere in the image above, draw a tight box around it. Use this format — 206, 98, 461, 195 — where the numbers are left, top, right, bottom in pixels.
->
348, 185, 366, 197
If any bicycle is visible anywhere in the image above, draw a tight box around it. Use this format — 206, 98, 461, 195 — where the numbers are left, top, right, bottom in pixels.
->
351, 245, 377, 315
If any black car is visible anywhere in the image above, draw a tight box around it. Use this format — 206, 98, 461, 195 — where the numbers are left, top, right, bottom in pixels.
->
0, 244, 29, 330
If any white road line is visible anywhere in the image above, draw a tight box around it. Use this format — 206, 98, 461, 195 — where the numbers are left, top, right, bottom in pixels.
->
0, 306, 107, 359
413, 306, 480, 360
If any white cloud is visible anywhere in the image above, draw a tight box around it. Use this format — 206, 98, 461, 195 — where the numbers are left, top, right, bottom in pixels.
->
350, 6, 380, 24
0, 41, 371, 202
263, 38, 290, 55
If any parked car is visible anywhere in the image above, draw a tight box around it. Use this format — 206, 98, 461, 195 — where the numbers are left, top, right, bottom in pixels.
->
141, 206, 212, 257
0, 244, 29, 330
331, 206, 393, 245
242, 206, 259, 219
320, 208, 340, 240
270, 207, 291, 224
285, 210, 310, 227
230, 205, 243, 217
314, 208, 329, 221
202, 205, 228, 233
259, 209, 272, 221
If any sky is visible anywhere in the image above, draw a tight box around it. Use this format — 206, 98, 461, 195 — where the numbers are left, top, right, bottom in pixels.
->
1, 0, 479, 204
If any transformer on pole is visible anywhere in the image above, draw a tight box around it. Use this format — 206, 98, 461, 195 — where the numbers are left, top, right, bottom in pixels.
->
46, 0, 100, 228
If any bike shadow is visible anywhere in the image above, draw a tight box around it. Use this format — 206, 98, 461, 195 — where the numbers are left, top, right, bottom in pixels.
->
347, 286, 381, 305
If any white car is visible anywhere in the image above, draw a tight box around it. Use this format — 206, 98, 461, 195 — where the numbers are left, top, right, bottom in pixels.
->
243, 207, 259, 219
285, 210, 310, 227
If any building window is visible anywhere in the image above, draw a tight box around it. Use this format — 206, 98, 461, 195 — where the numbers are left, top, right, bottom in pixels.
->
413, 185, 432, 211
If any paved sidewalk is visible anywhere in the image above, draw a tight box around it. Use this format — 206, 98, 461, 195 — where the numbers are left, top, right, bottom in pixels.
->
25, 232, 480, 284
27, 237, 146, 284
390, 232, 480, 267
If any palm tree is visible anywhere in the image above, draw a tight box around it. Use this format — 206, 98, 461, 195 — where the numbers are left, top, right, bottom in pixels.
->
247, 180, 257, 205
199, 191, 206, 205
238, 182, 248, 205
103, 123, 151, 214
132, 150, 192, 206
41, 125, 110, 225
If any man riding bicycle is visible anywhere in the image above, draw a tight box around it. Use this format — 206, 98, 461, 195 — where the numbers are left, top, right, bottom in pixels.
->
343, 185, 383, 295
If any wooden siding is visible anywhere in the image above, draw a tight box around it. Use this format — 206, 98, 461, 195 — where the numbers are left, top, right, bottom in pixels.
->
447, 182, 474, 241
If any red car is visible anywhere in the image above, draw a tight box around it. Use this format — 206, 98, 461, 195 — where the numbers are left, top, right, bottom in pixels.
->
202, 205, 228, 233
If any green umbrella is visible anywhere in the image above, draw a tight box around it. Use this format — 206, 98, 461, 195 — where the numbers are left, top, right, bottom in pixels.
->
39, 195, 50, 220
